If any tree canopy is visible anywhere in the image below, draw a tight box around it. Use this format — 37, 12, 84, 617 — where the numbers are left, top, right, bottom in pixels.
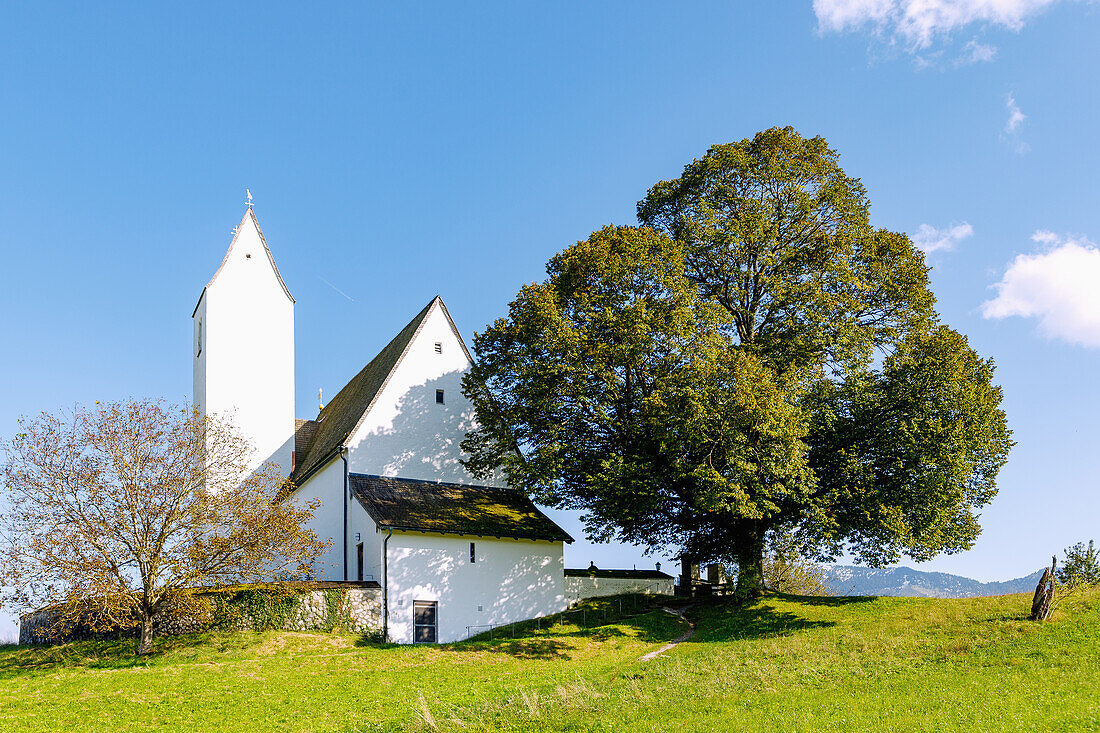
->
464, 127, 1012, 598
0, 399, 329, 653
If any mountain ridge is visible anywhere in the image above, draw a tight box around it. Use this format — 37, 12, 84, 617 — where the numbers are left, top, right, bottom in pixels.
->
823, 565, 1045, 598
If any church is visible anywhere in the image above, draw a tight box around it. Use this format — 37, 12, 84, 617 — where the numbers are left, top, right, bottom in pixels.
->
192, 205, 574, 643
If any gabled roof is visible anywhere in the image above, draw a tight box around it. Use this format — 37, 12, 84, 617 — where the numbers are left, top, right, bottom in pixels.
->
193, 207, 294, 316
293, 418, 318, 475
288, 296, 464, 485
565, 569, 673, 580
349, 474, 573, 543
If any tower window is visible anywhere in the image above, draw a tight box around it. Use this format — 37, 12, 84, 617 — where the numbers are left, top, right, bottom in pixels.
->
436, 389, 444, 404
434, 342, 442, 354
196, 320, 203, 357
470, 542, 476, 563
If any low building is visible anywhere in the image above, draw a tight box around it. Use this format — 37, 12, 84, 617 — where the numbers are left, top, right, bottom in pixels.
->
565, 567, 674, 602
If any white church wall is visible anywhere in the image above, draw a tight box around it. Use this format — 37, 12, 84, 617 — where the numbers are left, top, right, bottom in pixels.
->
195, 212, 295, 479
349, 496, 384, 583
289, 459, 345, 580
385, 533, 566, 644
192, 294, 208, 417
346, 303, 499, 486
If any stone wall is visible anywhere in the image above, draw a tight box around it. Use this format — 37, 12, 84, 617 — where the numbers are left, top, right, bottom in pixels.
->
19, 582, 382, 645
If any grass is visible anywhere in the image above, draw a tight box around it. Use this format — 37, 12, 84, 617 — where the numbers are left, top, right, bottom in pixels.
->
1, 589, 1098, 731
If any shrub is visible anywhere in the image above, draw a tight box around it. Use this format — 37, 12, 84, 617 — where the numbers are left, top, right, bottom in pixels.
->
1057, 540, 1100, 589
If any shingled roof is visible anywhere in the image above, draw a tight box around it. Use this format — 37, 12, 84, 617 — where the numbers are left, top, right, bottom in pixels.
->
349, 474, 573, 543
564, 569, 672, 579
288, 298, 439, 485
293, 419, 318, 475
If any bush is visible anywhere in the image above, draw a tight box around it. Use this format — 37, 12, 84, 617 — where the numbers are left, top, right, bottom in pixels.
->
1057, 540, 1100, 589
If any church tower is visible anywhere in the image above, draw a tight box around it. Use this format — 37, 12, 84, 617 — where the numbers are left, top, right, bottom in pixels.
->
193, 204, 295, 479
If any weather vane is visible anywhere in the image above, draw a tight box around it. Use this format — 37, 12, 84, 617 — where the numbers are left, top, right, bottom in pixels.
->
245, 188, 253, 208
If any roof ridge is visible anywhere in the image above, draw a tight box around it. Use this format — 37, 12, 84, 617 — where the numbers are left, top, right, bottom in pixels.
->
192, 206, 294, 316
288, 297, 439, 485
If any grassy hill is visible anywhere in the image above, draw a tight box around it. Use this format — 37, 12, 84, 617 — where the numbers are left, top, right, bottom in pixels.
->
1, 588, 1098, 732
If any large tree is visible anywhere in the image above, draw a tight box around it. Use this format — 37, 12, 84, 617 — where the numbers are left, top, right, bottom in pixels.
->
0, 399, 328, 653
463, 128, 1012, 598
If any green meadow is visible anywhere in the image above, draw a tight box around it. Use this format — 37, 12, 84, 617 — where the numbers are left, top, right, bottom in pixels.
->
1, 589, 1097, 732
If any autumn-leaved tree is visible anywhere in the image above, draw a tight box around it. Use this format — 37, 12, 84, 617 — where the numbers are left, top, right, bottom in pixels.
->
0, 399, 328, 654
762, 530, 830, 596
463, 128, 1013, 599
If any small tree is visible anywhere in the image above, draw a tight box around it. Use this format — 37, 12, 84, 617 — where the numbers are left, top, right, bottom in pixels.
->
762, 530, 830, 596
1057, 541, 1100, 589
0, 399, 328, 654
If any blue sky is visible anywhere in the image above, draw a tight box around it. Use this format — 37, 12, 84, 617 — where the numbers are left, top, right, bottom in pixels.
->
2, 2, 1098, 639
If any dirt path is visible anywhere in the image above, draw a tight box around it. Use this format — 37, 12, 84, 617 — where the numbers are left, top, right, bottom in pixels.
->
639, 605, 694, 662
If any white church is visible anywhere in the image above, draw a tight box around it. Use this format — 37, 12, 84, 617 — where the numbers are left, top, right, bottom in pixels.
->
192, 205, 578, 643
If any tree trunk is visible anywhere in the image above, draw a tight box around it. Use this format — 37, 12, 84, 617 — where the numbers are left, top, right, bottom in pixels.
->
137, 616, 154, 656
1030, 556, 1057, 622
679, 555, 699, 597
733, 527, 766, 601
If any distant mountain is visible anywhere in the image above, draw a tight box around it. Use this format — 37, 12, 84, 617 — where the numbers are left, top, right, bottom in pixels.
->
822, 565, 1045, 599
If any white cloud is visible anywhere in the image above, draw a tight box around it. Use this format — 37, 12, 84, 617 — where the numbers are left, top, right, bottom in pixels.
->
1002, 93, 1030, 154
958, 38, 998, 64
912, 222, 974, 254
982, 232, 1100, 347
814, 0, 1064, 50
1005, 93, 1026, 133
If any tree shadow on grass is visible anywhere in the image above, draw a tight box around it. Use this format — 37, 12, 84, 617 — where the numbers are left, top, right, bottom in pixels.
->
446, 605, 686, 660
0, 632, 271, 676
773, 593, 876, 607
687, 596, 842, 643
449, 637, 577, 660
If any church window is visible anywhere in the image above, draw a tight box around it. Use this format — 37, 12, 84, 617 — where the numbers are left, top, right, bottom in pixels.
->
470, 542, 476, 563
196, 320, 203, 357
413, 601, 437, 643
356, 543, 364, 581
436, 389, 445, 404
434, 342, 442, 354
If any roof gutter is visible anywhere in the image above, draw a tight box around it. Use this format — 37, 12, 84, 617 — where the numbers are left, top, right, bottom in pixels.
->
382, 526, 393, 642
375, 523, 572, 544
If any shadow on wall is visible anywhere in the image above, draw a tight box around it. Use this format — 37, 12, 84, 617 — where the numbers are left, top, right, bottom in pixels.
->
352, 373, 486, 484
388, 539, 564, 643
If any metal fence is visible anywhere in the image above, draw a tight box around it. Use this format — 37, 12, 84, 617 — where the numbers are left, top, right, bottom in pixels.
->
464, 593, 651, 641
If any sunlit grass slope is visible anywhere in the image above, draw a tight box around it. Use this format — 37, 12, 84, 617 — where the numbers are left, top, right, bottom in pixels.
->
1, 589, 1097, 732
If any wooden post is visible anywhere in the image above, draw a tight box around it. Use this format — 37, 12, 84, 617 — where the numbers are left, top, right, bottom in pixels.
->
1030, 556, 1057, 621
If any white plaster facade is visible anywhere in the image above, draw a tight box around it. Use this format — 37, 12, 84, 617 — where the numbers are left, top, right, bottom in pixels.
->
196, 207, 570, 643
385, 533, 564, 643
564, 574, 674, 603
346, 303, 498, 486
193, 208, 295, 479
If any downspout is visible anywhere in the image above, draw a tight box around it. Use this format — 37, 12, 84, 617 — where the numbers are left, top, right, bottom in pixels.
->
382, 527, 393, 642
340, 447, 349, 581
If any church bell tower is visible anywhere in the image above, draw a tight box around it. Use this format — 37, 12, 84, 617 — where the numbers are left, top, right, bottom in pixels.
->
192, 201, 295, 479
